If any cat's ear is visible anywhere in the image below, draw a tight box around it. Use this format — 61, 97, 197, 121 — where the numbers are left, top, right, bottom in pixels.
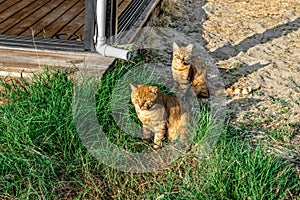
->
186, 44, 193, 52
150, 86, 158, 94
173, 42, 180, 51
130, 84, 139, 91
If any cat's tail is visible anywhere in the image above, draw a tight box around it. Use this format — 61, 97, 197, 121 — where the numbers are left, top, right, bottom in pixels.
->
193, 81, 210, 98
225, 84, 260, 96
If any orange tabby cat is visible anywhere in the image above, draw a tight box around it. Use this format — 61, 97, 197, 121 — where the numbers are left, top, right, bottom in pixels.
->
130, 84, 189, 149
172, 42, 209, 98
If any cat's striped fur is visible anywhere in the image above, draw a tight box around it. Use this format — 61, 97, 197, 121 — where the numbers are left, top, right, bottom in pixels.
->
225, 86, 252, 95
172, 42, 209, 98
225, 83, 261, 95
130, 84, 189, 149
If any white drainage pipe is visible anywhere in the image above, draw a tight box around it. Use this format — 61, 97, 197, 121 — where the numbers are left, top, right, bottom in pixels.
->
95, 0, 131, 60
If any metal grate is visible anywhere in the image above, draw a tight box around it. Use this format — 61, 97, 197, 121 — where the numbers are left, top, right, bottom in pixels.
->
117, 0, 152, 34
0, 34, 84, 52
105, 0, 117, 39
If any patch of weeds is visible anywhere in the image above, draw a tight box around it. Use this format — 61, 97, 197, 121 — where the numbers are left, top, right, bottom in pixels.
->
237, 118, 265, 132
95, 54, 152, 152
155, 19, 168, 27
288, 121, 300, 131
197, 137, 299, 199
43, 29, 47, 39
269, 96, 290, 114
141, 129, 300, 200
253, 89, 264, 96
232, 62, 243, 68
291, 79, 300, 89
269, 96, 289, 106
0, 69, 89, 199
266, 127, 294, 142
228, 68, 237, 73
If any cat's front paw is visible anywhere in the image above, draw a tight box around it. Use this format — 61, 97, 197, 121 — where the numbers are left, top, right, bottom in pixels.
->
143, 138, 151, 143
153, 142, 163, 149
179, 85, 187, 90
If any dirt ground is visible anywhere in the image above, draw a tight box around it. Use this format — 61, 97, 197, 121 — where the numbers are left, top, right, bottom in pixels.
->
157, 0, 300, 161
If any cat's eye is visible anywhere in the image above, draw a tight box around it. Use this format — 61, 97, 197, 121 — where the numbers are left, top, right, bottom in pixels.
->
175, 55, 181, 59
132, 97, 138, 102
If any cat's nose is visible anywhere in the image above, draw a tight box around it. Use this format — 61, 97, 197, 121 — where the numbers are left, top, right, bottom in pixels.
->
139, 102, 144, 108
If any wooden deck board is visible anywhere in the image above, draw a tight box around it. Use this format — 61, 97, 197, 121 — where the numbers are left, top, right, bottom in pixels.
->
0, 0, 22, 14
0, 0, 84, 40
22, 0, 82, 38
0, 46, 115, 78
1, 0, 52, 34
0, 0, 133, 41
36, 0, 85, 38
8, 0, 65, 36
0, 0, 6, 4
0, 0, 35, 21
74, 26, 85, 40
57, 10, 85, 40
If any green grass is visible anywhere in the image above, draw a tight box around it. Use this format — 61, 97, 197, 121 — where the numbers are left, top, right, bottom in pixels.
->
0, 54, 299, 199
266, 127, 294, 142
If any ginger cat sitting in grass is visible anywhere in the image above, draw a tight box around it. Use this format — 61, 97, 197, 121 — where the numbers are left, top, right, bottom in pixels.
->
130, 84, 189, 149
172, 42, 209, 98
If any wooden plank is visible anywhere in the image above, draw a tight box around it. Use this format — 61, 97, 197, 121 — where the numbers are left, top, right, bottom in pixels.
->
1, 0, 52, 35
117, 0, 132, 17
21, 0, 81, 38
0, 0, 22, 14
0, 0, 35, 21
117, 0, 125, 6
56, 9, 85, 40
10, 0, 66, 37
74, 26, 85, 41
0, 46, 115, 78
0, 0, 10, 6
36, 0, 85, 38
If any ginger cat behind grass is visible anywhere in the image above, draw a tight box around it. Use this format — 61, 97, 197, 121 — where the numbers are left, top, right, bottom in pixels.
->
172, 42, 209, 98
130, 84, 189, 149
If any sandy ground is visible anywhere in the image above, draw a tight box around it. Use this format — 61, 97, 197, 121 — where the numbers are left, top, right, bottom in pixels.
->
157, 0, 300, 160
